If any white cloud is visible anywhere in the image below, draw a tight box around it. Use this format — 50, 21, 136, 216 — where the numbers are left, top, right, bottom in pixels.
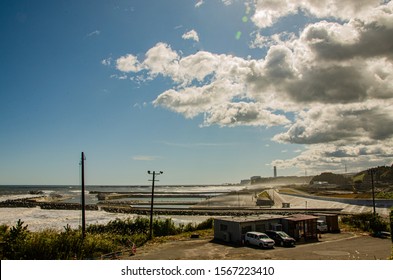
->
201, 102, 291, 127
195, 0, 204, 8
143, 43, 179, 76
221, 0, 233, 6
182, 30, 200, 42
116, 54, 141, 72
132, 155, 161, 161
86, 30, 101, 37
112, 1, 393, 173
272, 141, 393, 174
251, 0, 383, 28
273, 102, 393, 145
101, 58, 112, 66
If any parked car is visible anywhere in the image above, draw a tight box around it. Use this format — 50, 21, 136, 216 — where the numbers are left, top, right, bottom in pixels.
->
245, 232, 275, 249
265, 230, 296, 247
317, 220, 328, 233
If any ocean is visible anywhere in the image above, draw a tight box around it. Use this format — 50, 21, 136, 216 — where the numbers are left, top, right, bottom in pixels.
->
0, 184, 244, 231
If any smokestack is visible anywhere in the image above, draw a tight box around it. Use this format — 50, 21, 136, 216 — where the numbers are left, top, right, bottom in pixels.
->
274, 166, 277, 178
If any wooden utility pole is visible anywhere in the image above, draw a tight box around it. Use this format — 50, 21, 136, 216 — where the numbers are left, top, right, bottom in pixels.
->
368, 168, 376, 218
147, 171, 163, 240
81, 152, 86, 240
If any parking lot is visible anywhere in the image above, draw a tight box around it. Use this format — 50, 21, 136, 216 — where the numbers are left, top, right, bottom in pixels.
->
126, 232, 392, 260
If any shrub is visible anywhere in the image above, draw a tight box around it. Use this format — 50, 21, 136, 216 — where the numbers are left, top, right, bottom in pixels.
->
0, 217, 214, 259
2, 219, 29, 259
341, 213, 389, 233
390, 208, 393, 242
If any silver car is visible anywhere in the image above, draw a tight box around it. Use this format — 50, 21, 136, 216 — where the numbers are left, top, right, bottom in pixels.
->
245, 232, 275, 249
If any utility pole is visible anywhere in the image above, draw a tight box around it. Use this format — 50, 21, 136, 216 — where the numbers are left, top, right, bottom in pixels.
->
368, 168, 376, 218
147, 170, 163, 240
81, 152, 86, 240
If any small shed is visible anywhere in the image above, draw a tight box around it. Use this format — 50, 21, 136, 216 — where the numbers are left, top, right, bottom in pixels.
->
214, 215, 284, 244
314, 213, 340, 233
281, 214, 318, 241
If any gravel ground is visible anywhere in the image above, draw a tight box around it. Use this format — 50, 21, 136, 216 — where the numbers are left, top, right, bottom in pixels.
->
123, 232, 392, 260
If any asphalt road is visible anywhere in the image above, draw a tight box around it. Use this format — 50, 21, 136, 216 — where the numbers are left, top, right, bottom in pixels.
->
195, 185, 392, 217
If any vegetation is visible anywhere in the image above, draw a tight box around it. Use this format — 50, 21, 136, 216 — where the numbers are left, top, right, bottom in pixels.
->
376, 191, 393, 199
257, 191, 271, 199
352, 165, 393, 184
340, 213, 390, 234
352, 173, 366, 184
391, 209, 393, 242
310, 172, 352, 185
0, 217, 214, 260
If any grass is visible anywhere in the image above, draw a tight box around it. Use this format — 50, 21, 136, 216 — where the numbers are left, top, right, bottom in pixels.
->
0, 217, 214, 260
352, 173, 366, 183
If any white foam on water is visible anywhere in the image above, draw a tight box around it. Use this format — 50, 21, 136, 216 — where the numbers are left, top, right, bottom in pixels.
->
0, 208, 214, 232
0, 208, 138, 231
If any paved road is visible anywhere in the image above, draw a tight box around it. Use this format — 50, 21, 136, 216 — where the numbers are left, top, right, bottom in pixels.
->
195, 185, 392, 217
269, 189, 391, 217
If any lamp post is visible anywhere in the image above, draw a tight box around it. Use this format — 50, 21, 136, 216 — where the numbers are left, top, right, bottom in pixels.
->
147, 170, 163, 240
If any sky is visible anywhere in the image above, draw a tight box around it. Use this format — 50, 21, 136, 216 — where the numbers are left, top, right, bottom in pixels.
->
1, 0, 393, 185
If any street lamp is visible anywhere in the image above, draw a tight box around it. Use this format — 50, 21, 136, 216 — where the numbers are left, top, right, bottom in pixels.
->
147, 170, 163, 240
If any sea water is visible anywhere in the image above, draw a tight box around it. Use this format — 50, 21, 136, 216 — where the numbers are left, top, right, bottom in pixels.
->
0, 185, 244, 231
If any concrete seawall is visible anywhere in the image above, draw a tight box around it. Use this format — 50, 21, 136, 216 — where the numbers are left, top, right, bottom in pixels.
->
0, 197, 342, 216
280, 192, 393, 208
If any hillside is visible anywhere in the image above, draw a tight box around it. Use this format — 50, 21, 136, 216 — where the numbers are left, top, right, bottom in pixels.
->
353, 165, 393, 184
310, 172, 352, 185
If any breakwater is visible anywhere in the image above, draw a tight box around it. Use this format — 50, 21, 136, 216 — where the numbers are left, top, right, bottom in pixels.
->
99, 206, 343, 216
0, 198, 98, 211
0, 197, 342, 216
93, 191, 220, 201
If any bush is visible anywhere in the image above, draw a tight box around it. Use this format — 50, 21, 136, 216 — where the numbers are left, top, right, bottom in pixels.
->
2, 219, 29, 259
153, 218, 179, 236
390, 209, 393, 242
0, 217, 214, 259
341, 213, 389, 233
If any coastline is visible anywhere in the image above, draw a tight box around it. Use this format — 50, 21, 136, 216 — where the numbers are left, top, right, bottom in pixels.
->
1, 184, 391, 232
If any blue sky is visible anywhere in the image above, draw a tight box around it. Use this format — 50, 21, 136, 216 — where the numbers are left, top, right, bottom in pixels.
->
1, 0, 393, 185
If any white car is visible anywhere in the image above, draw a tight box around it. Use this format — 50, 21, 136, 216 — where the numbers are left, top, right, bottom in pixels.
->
245, 232, 275, 249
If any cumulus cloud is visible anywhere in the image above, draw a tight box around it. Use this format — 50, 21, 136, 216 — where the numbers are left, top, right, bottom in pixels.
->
111, 1, 393, 173
201, 102, 291, 127
252, 0, 383, 28
116, 54, 141, 72
182, 30, 200, 42
272, 141, 393, 174
273, 102, 393, 144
